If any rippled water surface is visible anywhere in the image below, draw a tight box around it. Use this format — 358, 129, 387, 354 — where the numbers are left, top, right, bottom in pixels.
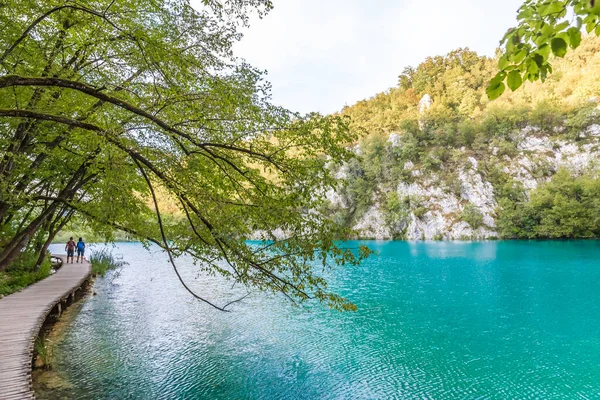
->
48, 241, 600, 399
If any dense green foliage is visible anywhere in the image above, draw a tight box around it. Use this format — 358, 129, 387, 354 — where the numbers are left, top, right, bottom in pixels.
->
0, 0, 369, 310
498, 169, 600, 238
491, 0, 600, 98
461, 203, 485, 230
54, 221, 134, 243
332, 36, 600, 239
0, 251, 51, 295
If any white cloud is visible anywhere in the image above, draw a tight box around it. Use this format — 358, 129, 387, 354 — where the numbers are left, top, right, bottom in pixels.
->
194, 0, 525, 114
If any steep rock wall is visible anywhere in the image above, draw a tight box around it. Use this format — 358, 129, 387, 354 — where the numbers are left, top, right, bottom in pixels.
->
329, 126, 600, 240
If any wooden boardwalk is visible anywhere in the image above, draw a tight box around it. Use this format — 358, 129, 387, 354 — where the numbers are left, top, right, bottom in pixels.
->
0, 255, 91, 400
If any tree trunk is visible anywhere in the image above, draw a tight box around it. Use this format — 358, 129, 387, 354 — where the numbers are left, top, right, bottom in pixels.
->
35, 209, 74, 268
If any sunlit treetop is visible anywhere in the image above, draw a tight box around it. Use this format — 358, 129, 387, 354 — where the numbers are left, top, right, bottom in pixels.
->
489, 0, 600, 99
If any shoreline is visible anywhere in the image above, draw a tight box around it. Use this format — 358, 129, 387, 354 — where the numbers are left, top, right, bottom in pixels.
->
32, 286, 92, 400
51, 237, 600, 246
0, 256, 92, 400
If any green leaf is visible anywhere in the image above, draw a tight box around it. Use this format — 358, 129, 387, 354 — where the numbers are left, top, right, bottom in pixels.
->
567, 27, 582, 49
555, 31, 571, 46
527, 59, 540, 75
517, 8, 533, 19
540, 65, 549, 82
536, 44, 551, 61
590, 0, 600, 15
551, 37, 567, 57
498, 56, 510, 70
511, 49, 528, 63
574, 1, 588, 14
486, 81, 506, 100
540, 2, 565, 16
501, 28, 516, 46
533, 53, 545, 68
541, 23, 554, 38
583, 14, 597, 24
490, 72, 506, 86
534, 34, 546, 47
555, 21, 570, 32
596, 24, 600, 36
586, 21, 596, 33
507, 70, 523, 91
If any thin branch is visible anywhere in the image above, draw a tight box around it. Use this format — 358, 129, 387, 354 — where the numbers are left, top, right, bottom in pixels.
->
133, 158, 235, 312
0, 4, 124, 65
0, 109, 105, 131
0, 75, 285, 166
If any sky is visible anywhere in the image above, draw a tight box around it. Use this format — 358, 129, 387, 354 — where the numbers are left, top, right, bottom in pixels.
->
199, 0, 526, 114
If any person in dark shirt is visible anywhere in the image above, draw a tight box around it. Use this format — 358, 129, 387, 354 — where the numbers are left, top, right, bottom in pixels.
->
65, 237, 76, 264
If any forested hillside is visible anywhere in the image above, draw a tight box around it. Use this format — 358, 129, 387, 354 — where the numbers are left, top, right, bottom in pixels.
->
326, 36, 600, 240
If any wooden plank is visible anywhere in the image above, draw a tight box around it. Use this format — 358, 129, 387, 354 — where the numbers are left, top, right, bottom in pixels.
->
0, 255, 91, 400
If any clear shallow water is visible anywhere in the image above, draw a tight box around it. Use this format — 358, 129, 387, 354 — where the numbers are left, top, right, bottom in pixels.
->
48, 241, 600, 399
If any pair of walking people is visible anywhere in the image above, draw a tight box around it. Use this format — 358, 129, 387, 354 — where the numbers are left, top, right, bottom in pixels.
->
65, 237, 86, 264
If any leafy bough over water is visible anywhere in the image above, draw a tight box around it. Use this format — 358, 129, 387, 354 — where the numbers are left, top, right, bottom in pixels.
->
0, 0, 371, 311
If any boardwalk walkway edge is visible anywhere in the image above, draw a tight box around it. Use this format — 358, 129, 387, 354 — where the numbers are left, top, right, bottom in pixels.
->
0, 255, 92, 400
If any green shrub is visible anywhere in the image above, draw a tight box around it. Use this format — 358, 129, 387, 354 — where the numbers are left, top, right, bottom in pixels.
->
530, 99, 564, 131
413, 206, 428, 219
461, 203, 484, 229
529, 159, 555, 179
484, 165, 527, 203
382, 192, 411, 238
565, 105, 600, 140
398, 132, 421, 161
443, 171, 463, 196
457, 120, 477, 148
406, 196, 428, 220
495, 140, 519, 158
0, 252, 52, 296
422, 153, 442, 171
497, 169, 600, 238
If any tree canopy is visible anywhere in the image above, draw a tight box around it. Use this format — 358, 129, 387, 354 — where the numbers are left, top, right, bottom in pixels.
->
490, 0, 600, 98
0, 0, 369, 311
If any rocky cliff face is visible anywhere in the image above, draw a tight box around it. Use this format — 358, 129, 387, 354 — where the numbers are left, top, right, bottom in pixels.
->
328, 124, 600, 240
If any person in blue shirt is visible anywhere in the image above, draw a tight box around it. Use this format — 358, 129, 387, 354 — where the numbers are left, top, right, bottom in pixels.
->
76, 237, 86, 263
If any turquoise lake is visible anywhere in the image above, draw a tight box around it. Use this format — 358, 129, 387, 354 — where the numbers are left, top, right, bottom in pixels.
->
48, 241, 600, 399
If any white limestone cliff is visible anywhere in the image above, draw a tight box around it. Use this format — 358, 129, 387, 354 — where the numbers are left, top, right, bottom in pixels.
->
328, 127, 600, 240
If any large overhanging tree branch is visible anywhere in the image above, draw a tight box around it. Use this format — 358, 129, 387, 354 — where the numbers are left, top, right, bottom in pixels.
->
488, 0, 600, 98
0, 75, 303, 168
0, 109, 341, 307
0, 0, 369, 311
